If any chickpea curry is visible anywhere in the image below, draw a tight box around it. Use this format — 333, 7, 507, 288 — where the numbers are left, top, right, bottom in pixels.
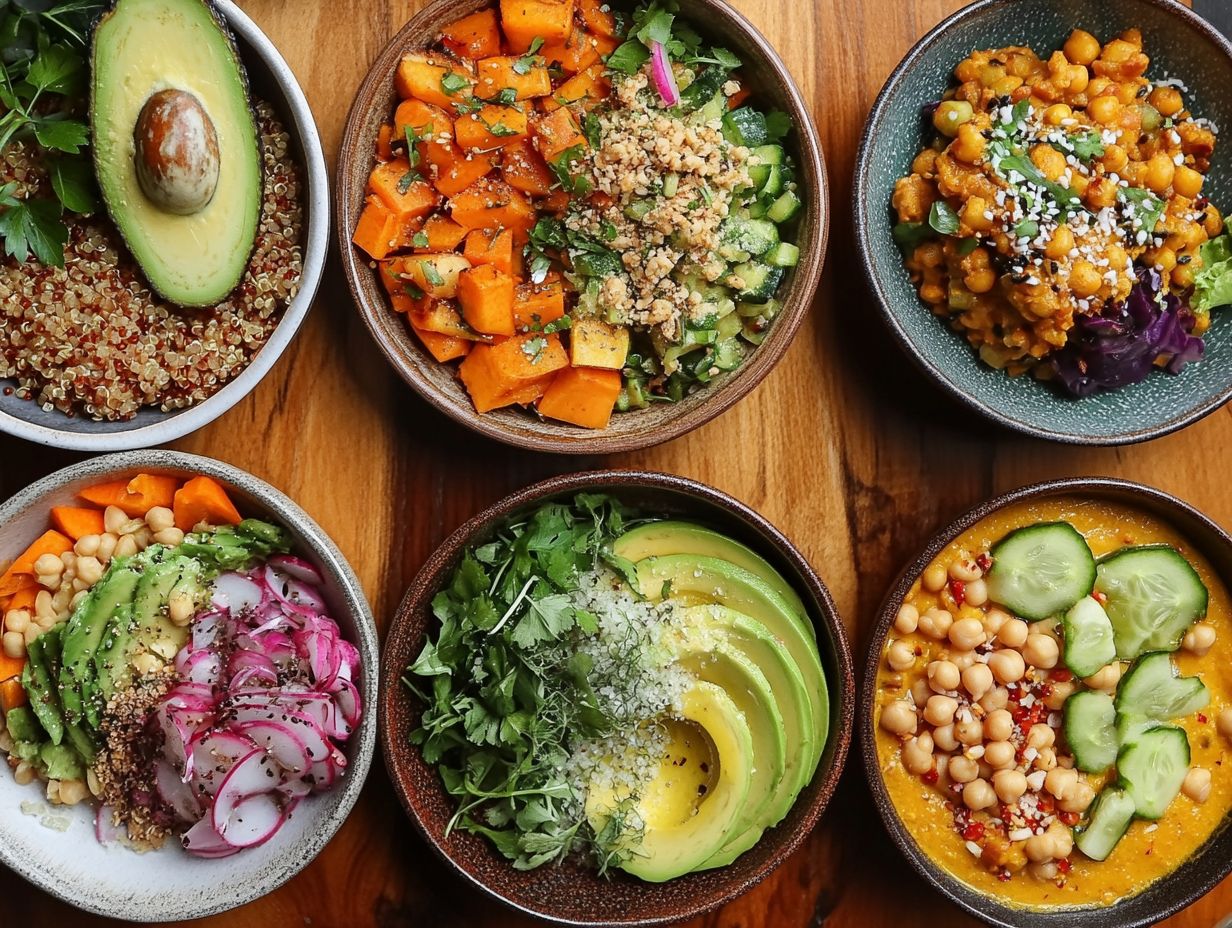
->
892, 28, 1232, 397
874, 496, 1232, 909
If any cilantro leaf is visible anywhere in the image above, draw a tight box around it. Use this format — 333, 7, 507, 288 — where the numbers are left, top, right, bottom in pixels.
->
763, 110, 791, 143
48, 154, 96, 214
634, 4, 674, 47
0, 194, 68, 267
928, 200, 960, 236
1120, 186, 1166, 236
440, 70, 469, 96
605, 40, 650, 75
513, 37, 544, 75
411, 230, 430, 248
1070, 130, 1105, 162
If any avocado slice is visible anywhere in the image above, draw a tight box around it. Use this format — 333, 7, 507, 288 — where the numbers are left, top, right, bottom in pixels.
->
134, 551, 203, 661
61, 562, 141, 725
21, 630, 64, 746
91, 0, 262, 307
41, 742, 86, 781
5, 706, 43, 744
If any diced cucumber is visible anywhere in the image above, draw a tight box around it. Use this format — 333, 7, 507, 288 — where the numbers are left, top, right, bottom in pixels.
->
737, 298, 779, 319
662, 342, 704, 373
663, 172, 680, 198
1063, 690, 1118, 773
740, 321, 767, 345
746, 199, 768, 220
682, 326, 718, 348
624, 198, 655, 221
766, 190, 802, 223
1117, 725, 1190, 819
751, 144, 785, 166
765, 242, 800, 268
1096, 545, 1209, 660
722, 217, 779, 256
948, 280, 976, 311
679, 67, 728, 114
1074, 787, 1136, 862
1114, 651, 1209, 724
572, 249, 623, 277
722, 106, 769, 146
759, 164, 784, 197
716, 311, 743, 340
748, 163, 772, 189
729, 261, 784, 303
986, 522, 1096, 621
1063, 596, 1117, 678
713, 338, 744, 371
688, 89, 727, 126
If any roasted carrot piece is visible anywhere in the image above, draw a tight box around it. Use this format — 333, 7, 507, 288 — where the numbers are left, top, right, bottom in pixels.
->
537, 365, 622, 428
454, 104, 529, 150
368, 159, 442, 221
540, 26, 616, 74
475, 56, 553, 100
0, 530, 73, 597
431, 145, 499, 197
376, 124, 395, 161
577, 0, 619, 37
540, 188, 571, 214
728, 85, 752, 109
7, 585, 38, 613
448, 177, 536, 232
458, 264, 516, 336
394, 98, 455, 146
0, 676, 27, 712
50, 506, 106, 541
502, 139, 556, 196
534, 106, 587, 162
514, 280, 566, 328
78, 474, 178, 516
459, 334, 568, 412
395, 52, 475, 108
411, 300, 489, 341
440, 8, 503, 59
541, 63, 610, 113
353, 195, 402, 260
463, 228, 515, 275
499, 0, 575, 51
408, 316, 473, 362
173, 476, 243, 533
415, 214, 469, 253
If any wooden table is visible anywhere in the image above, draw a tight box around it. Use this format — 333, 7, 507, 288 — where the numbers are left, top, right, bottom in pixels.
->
3, 0, 1231, 925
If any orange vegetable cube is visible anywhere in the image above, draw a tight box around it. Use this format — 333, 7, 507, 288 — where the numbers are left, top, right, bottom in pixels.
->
173, 476, 243, 533
728, 85, 752, 109
395, 52, 475, 108
514, 280, 566, 328
394, 98, 454, 147
537, 365, 621, 428
416, 214, 469, 253
534, 106, 587, 162
0, 676, 27, 712
50, 506, 105, 541
411, 300, 488, 341
463, 228, 515, 275
542, 63, 610, 113
80, 474, 179, 516
353, 195, 401, 259
408, 316, 473, 362
454, 104, 529, 150
440, 8, 503, 59
459, 333, 569, 412
578, 0, 619, 37
376, 124, 395, 162
499, 0, 575, 51
475, 56, 553, 100
502, 140, 556, 195
368, 159, 441, 220
540, 26, 616, 74
458, 264, 516, 336
431, 145, 499, 197
0, 530, 73, 596
448, 177, 536, 232
540, 189, 571, 214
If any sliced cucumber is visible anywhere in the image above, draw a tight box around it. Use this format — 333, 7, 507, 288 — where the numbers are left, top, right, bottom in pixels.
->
730, 261, 784, 303
1114, 651, 1209, 723
766, 190, 801, 223
1117, 725, 1190, 819
986, 522, 1096, 621
765, 242, 800, 268
1096, 545, 1209, 660
722, 218, 779, 257
1063, 690, 1118, 773
722, 106, 769, 147
1062, 597, 1117, 678
759, 164, 784, 198
751, 144, 785, 166
1074, 787, 1136, 862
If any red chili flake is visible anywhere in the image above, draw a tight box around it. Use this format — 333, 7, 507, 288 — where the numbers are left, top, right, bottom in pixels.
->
1051, 669, 1072, 682
962, 822, 986, 841
922, 769, 940, 785
1092, 590, 1108, 605
1040, 683, 1054, 698
976, 553, 993, 572
1057, 857, 1072, 874
949, 579, 966, 605
1038, 796, 1056, 815
1199, 713, 1209, 724
997, 870, 1012, 882
1059, 810, 1080, 826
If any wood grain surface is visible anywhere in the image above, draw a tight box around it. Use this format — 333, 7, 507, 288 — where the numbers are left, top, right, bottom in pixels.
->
2, 0, 1231, 926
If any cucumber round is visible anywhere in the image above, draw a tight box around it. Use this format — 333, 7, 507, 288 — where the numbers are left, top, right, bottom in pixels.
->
1115, 651, 1209, 722
1063, 690, 1118, 773
1074, 787, 1135, 862
1062, 596, 1117, 678
1117, 725, 1190, 819
986, 522, 1096, 621
1096, 545, 1208, 660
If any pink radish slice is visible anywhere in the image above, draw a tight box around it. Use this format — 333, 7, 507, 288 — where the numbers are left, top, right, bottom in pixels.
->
191, 730, 258, 796
211, 749, 281, 835
178, 649, 222, 688
232, 719, 311, 774
229, 649, 277, 679
182, 817, 240, 858
229, 664, 278, 690
211, 572, 265, 613
332, 678, 361, 734
332, 640, 361, 683
218, 792, 285, 848
294, 628, 339, 689
155, 759, 202, 822
95, 805, 120, 846
279, 776, 312, 799
192, 611, 224, 650
265, 565, 326, 615
267, 554, 324, 586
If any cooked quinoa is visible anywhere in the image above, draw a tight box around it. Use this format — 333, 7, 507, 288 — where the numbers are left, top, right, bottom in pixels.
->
0, 100, 304, 421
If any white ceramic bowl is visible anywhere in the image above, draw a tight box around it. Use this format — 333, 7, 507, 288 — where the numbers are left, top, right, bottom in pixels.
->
0, 1, 329, 452
0, 452, 378, 920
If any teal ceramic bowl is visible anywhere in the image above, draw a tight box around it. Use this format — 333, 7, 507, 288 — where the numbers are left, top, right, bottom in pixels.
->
854, 0, 1232, 445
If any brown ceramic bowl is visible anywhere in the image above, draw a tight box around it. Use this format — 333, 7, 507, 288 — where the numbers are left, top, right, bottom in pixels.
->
337, 0, 828, 454
379, 470, 854, 925
860, 478, 1232, 928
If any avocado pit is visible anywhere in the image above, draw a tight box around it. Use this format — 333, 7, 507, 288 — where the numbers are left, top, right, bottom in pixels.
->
133, 88, 220, 215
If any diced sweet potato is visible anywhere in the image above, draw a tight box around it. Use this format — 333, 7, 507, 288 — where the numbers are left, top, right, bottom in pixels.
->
463, 228, 515, 275
395, 253, 474, 299
354, 195, 404, 260
542, 63, 610, 113
409, 315, 473, 361
534, 106, 587, 162
537, 365, 621, 428
440, 8, 503, 59
514, 280, 566, 329
173, 476, 243, 532
502, 140, 556, 195
81, 474, 179, 516
499, 0, 575, 52
454, 104, 529, 150
0, 530, 73, 597
448, 177, 536, 232
570, 317, 630, 369
394, 98, 454, 146
459, 333, 568, 412
540, 26, 616, 74
430, 145, 498, 197
395, 51, 475, 108
578, 0, 619, 37
50, 506, 105, 541
458, 264, 516, 336
368, 159, 441, 220
475, 56, 553, 100
411, 300, 489, 341
376, 124, 395, 161
416, 214, 469, 253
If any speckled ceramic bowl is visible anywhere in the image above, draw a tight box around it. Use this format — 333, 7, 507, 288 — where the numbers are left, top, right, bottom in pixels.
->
0, 452, 378, 920
0, 1, 329, 453
854, 0, 1232, 445
338, 0, 828, 455
380, 471, 855, 926
861, 478, 1232, 928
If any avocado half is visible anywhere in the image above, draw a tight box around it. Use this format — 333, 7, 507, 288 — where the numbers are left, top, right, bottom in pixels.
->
91, 0, 262, 307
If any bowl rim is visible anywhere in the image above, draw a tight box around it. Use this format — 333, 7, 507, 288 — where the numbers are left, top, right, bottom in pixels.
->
336, 0, 830, 455
852, 0, 1232, 447
0, 0, 330, 453
377, 468, 856, 925
0, 450, 380, 921
858, 475, 1232, 928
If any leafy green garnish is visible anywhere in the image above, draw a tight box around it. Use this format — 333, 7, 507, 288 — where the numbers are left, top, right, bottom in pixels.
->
1070, 130, 1105, 162
512, 37, 545, 76
486, 119, 521, 138
605, 40, 650, 75
0, 183, 68, 267
1194, 223, 1232, 315
423, 262, 445, 287
1119, 187, 1166, 237
891, 221, 934, 253
995, 153, 1082, 214
549, 145, 592, 196
928, 200, 960, 236
688, 47, 740, 69
440, 70, 470, 96
411, 230, 430, 249
956, 237, 980, 256
763, 110, 791, 143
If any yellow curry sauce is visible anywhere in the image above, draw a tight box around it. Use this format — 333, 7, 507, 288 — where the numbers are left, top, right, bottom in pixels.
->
874, 496, 1232, 909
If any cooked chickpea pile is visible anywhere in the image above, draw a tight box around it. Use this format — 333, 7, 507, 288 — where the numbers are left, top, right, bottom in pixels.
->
879, 548, 1223, 883
893, 28, 1222, 376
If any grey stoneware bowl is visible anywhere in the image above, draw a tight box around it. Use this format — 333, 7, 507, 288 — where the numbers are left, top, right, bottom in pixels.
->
854, 0, 1232, 445
860, 477, 1232, 928
379, 470, 855, 926
338, 0, 828, 455
0, 451, 378, 921
0, 0, 329, 453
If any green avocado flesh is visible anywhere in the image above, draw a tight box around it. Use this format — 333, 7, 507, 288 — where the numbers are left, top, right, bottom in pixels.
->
587, 528, 828, 883
91, 0, 262, 307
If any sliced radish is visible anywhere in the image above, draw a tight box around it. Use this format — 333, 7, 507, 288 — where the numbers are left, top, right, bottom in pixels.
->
155, 759, 202, 822
217, 792, 284, 848
211, 572, 265, 614
267, 555, 324, 586
95, 805, 120, 846
332, 678, 361, 735
265, 565, 327, 615
182, 817, 240, 858
190, 730, 258, 797
211, 750, 280, 835
232, 719, 311, 774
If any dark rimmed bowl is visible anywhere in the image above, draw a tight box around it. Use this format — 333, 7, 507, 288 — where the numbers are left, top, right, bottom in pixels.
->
0, 451, 378, 920
853, 0, 1232, 445
338, 0, 828, 455
0, 0, 330, 452
860, 477, 1232, 928
379, 470, 854, 925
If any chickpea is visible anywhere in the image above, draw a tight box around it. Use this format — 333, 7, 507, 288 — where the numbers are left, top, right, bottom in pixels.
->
1043, 225, 1075, 261
927, 659, 960, 693
924, 694, 959, 727
1148, 84, 1184, 117
1030, 861, 1059, 881
894, 603, 920, 634
1059, 780, 1095, 813
949, 755, 979, 784
75, 555, 103, 587
912, 148, 940, 176
1064, 29, 1101, 66
962, 196, 995, 234
985, 740, 1016, 769
1084, 663, 1122, 691
1044, 679, 1076, 710
955, 719, 984, 746
13, 761, 34, 786
919, 608, 953, 640
961, 778, 996, 812
1100, 143, 1129, 174
948, 617, 986, 653
1043, 103, 1072, 126
922, 564, 948, 592
1026, 723, 1055, 750
145, 506, 175, 533
952, 650, 977, 671
1031, 144, 1067, 182
1025, 833, 1056, 863
1045, 766, 1079, 800
132, 651, 163, 677
887, 639, 916, 671
952, 122, 987, 164
903, 735, 935, 775
1086, 176, 1119, 210
964, 266, 997, 295
1047, 822, 1074, 859
1023, 633, 1060, 669
58, 779, 87, 806
997, 618, 1028, 648
984, 708, 1014, 742
933, 723, 959, 752
114, 535, 139, 559
5, 609, 30, 634
1208, 205, 1226, 239
1067, 64, 1090, 93
1183, 766, 1212, 804
1182, 622, 1216, 657
950, 557, 982, 582
963, 578, 989, 607
73, 534, 101, 559
1069, 260, 1103, 298
1145, 151, 1176, 194
1033, 747, 1058, 772
979, 686, 1010, 713
934, 100, 975, 137
96, 532, 118, 563
978, 64, 1007, 87
881, 700, 918, 736
2, 631, 23, 659
910, 677, 931, 707
1089, 94, 1121, 126
1218, 707, 1232, 741
103, 505, 127, 535
1174, 165, 1204, 200
989, 649, 1026, 684
962, 663, 994, 700
994, 769, 1029, 804
983, 607, 1011, 638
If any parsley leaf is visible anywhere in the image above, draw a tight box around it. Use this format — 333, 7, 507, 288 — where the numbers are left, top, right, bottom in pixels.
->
928, 200, 960, 236
440, 70, 470, 96
1070, 130, 1105, 162
26, 43, 85, 96
763, 110, 791, 143
411, 230, 430, 248
513, 37, 544, 75
0, 190, 68, 268
634, 4, 675, 47
892, 221, 934, 253
423, 261, 445, 287
1119, 187, 1166, 236
48, 154, 97, 214
689, 46, 741, 69
605, 39, 650, 75
32, 116, 88, 154
549, 145, 592, 196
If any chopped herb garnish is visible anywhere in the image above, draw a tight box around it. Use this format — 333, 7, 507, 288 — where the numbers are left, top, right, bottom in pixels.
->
423, 262, 445, 287
1013, 218, 1039, 240
521, 334, 548, 361
440, 70, 469, 96
486, 120, 520, 138
412, 230, 431, 248
956, 237, 980, 256
494, 87, 518, 106
582, 111, 603, 149
549, 145, 592, 196
688, 46, 741, 69
605, 40, 650, 75
763, 110, 792, 143
1120, 186, 1166, 235
1070, 130, 1105, 162
892, 221, 934, 253
929, 200, 960, 236
513, 37, 545, 75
